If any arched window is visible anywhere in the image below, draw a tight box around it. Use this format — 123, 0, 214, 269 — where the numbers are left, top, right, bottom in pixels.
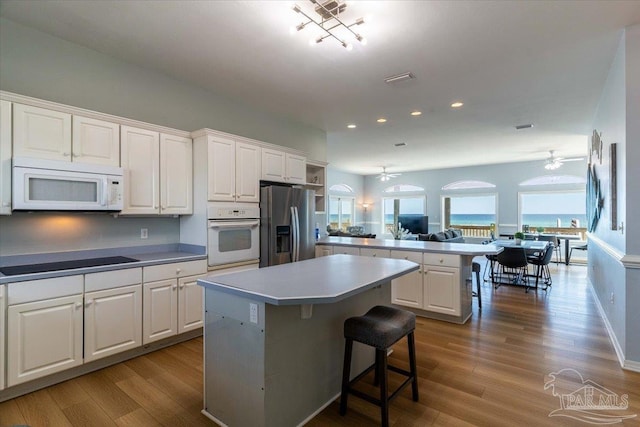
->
442, 180, 496, 190
329, 184, 354, 193
519, 175, 586, 186
383, 184, 425, 193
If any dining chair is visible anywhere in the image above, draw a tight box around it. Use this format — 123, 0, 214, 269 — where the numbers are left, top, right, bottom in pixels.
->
527, 243, 554, 290
569, 243, 588, 264
495, 247, 529, 291
537, 235, 561, 264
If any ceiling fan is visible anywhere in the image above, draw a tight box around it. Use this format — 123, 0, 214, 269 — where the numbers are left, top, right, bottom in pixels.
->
544, 150, 584, 170
377, 166, 401, 181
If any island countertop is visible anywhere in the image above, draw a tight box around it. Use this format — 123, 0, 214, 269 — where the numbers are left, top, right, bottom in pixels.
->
197, 254, 418, 305
317, 236, 503, 256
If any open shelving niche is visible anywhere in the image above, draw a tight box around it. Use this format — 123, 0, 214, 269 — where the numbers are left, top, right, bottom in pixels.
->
305, 160, 327, 214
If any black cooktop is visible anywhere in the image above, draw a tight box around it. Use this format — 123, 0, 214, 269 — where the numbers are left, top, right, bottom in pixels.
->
0, 256, 138, 276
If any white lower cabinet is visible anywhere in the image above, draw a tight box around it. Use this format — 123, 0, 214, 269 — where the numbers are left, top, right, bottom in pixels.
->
390, 250, 461, 316
142, 260, 207, 344
391, 251, 424, 308
315, 245, 333, 257
178, 274, 206, 334
7, 275, 84, 387
84, 268, 142, 362
0, 285, 5, 390
333, 246, 361, 256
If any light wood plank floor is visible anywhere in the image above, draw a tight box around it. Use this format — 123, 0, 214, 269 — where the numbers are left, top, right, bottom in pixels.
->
2, 261, 639, 426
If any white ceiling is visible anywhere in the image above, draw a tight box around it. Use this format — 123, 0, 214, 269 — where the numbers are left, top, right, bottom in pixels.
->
2, 0, 639, 175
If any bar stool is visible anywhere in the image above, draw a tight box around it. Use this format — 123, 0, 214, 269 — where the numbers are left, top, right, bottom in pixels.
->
472, 261, 482, 309
339, 305, 419, 427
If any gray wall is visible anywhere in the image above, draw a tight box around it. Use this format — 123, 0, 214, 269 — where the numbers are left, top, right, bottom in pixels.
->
587, 24, 639, 367
0, 18, 327, 257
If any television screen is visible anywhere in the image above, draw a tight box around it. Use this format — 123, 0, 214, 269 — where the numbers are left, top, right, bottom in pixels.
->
398, 215, 429, 235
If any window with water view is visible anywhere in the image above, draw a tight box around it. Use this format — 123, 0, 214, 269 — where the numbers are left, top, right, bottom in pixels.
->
443, 195, 496, 238
519, 191, 587, 235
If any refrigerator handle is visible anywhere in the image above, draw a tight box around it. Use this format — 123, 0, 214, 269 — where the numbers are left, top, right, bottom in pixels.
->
293, 206, 301, 262
290, 206, 298, 262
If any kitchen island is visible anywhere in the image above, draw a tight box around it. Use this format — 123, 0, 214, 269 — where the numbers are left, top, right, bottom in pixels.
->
316, 237, 502, 324
197, 254, 418, 427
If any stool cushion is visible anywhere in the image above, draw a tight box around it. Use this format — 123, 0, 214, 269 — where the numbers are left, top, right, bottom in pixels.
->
344, 306, 416, 350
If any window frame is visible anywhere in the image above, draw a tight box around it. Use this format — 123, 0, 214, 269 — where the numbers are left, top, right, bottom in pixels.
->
328, 195, 356, 231
440, 192, 498, 235
517, 189, 587, 231
381, 195, 427, 235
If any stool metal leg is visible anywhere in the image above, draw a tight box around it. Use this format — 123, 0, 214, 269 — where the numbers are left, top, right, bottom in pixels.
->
378, 348, 389, 427
408, 332, 419, 402
339, 338, 353, 416
373, 350, 381, 386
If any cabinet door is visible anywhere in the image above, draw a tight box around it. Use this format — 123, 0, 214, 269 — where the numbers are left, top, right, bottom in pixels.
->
13, 104, 72, 161
390, 251, 424, 308
0, 286, 5, 390
315, 246, 333, 257
286, 153, 306, 184
178, 274, 206, 333
360, 248, 390, 258
0, 100, 11, 215
261, 148, 286, 182
72, 115, 120, 166
7, 294, 83, 386
333, 246, 360, 255
235, 141, 260, 203
84, 284, 142, 362
121, 126, 160, 214
143, 279, 178, 344
160, 134, 192, 214
423, 266, 460, 316
207, 135, 236, 202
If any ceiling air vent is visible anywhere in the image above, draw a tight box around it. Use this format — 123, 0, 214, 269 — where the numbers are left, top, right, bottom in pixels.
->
384, 72, 415, 84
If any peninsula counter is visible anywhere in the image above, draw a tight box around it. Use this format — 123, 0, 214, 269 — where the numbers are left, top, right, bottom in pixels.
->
197, 255, 418, 427
316, 237, 502, 324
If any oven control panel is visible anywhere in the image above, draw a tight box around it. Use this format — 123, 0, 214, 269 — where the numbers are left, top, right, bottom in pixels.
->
207, 203, 260, 219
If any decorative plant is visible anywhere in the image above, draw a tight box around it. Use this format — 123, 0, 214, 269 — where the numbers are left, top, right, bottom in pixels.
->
536, 226, 545, 233
514, 232, 525, 240
391, 222, 411, 240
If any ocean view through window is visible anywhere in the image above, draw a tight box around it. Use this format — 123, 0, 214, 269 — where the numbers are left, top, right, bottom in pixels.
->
442, 194, 497, 238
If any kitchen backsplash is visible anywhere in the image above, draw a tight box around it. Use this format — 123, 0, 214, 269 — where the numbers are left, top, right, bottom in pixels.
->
0, 212, 180, 257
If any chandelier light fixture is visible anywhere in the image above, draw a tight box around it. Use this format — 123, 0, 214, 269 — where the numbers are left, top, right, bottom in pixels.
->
290, 0, 367, 50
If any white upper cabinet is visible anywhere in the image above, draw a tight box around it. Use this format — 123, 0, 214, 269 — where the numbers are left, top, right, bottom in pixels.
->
208, 135, 260, 203
12, 104, 120, 166
261, 148, 305, 184
160, 133, 193, 215
122, 127, 192, 215
121, 126, 160, 215
13, 104, 72, 161
0, 100, 12, 215
72, 115, 120, 166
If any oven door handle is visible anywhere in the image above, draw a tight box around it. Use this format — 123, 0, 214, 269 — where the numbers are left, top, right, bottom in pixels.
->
209, 220, 260, 229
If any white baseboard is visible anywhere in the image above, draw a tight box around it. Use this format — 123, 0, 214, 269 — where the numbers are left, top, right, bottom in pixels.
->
623, 359, 640, 372
588, 281, 626, 368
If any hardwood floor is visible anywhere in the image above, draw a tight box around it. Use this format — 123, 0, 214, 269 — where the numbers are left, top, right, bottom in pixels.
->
2, 261, 639, 426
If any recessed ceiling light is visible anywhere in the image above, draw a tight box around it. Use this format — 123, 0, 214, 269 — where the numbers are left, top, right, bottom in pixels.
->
451, 102, 464, 108
377, 118, 387, 123
410, 111, 422, 116
347, 124, 356, 129
515, 123, 534, 130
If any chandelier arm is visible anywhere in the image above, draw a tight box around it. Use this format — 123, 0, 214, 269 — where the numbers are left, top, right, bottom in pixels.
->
292, 1, 364, 47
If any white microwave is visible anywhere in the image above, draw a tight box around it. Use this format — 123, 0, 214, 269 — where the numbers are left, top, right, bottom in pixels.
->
12, 157, 124, 211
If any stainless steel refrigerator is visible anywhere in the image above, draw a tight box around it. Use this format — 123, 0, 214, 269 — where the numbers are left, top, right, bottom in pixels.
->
260, 184, 316, 267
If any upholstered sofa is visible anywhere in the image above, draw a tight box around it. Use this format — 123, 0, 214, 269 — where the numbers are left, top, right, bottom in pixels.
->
417, 228, 465, 243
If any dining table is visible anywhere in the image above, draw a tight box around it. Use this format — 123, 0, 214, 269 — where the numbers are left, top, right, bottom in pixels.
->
524, 233, 581, 265
487, 240, 550, 289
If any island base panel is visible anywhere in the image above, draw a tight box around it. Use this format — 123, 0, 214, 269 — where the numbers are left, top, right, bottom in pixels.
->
203, 284, 391, 427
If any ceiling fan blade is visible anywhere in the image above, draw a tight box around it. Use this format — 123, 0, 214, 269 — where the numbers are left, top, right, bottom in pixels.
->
560, 157, 585, 162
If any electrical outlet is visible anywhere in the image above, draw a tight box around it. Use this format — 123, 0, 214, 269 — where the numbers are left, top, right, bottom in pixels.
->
140, 228, 148, 239
610, 292, 615, 304
249, 303, 258, 324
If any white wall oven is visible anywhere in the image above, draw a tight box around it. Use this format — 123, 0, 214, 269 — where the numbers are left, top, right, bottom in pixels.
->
207, 203, 260, 267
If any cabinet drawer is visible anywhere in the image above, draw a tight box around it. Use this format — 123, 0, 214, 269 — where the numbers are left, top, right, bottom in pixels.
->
423, 253, 460, 268
390, 250, 423, 264
143, 260, 207, 282
360, 248, 391, 258
331, 246, 360, 256
85, 268, 142, 292
8, 275, 83, 305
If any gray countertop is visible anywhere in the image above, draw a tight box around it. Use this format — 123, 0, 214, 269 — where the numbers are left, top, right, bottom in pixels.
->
197, 254, 419, 305
317, 236, 503, 256
0, 243, 206, 284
